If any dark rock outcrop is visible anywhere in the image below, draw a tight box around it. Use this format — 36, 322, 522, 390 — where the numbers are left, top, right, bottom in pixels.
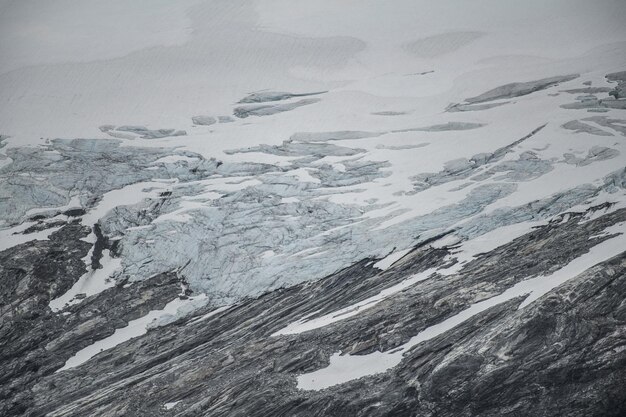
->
2, 205, 625, 416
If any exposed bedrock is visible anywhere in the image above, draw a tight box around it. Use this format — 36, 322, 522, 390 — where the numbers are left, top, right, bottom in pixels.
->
99, 125, 187, 140
562, 116, 626, 137
224, 140, 365, 158
190, 116, 216, 126
464, 74, 579, 104
409, 124, 548, 192
0, 222, 182, 415
558, 71, 626, 111
238, 91, 326, 104
233, 98, 321, 118
3, 205, 624, 416
448, 71, 625, 112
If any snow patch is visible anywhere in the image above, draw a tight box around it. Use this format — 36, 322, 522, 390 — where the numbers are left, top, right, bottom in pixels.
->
58, 295, 204, 371
297, 223, 626, 390
49, 249, 121, 312
373, 248, 412, 270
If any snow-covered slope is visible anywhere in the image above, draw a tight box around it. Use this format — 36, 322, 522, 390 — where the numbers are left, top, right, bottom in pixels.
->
1, 1, 626, 416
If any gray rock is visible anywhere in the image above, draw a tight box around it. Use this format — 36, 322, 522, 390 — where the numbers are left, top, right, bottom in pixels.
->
583, 116, 626, 136
393, 122, 485, 133
410, 124, 547, 192
0, 138, 275, 226
606, 71, 626, 82
371, 111, 407, 116
218, 116, 235, 123
290, 130, 381, 142
563, 146, 620, 166
602, 98, 626, 109
466, 74, 579, 103
446, 102, 509, 112
191, 116, 217, 126
375, 143, 429, 150
233, 98, 321, 118
101, 125, 187, 139
4, 205, 624, 417
560, 87, 612, 94
225, 141, 364, 158
238, 91, 326, 104
562, 120, 613, 136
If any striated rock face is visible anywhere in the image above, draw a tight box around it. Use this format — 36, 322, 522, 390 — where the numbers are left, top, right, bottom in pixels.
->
0, 222, 183, 415
2, 204, 625, 416
237, 91, 327, 104
464, 74, 580, 104
233, 98, 322, 118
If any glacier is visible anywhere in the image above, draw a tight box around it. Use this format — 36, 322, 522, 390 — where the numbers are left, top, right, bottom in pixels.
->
1, 1, 626, 416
